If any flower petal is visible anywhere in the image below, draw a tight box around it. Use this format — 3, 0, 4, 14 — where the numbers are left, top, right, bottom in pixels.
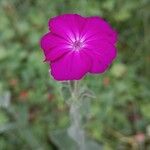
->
86, 39, 117, 64
81, 16, 117, 44
83, 39, 117, 73
85, 31, 117, 45
49, 14, 86, 42
90, 54, 109, 73
40, 32, 71, 61
50, 51, 91, 80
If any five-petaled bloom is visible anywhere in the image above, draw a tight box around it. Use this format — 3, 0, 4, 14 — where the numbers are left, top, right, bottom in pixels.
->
40, 14, 118, 81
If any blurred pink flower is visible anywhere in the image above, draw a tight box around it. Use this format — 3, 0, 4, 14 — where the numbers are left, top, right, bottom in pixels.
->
40, 14, 118, 81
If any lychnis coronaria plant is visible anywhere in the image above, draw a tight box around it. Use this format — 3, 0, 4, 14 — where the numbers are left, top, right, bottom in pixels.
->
40, 14, 118, 150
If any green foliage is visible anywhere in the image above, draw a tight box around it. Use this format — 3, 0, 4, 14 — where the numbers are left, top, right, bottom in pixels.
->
0, 0, 149, 149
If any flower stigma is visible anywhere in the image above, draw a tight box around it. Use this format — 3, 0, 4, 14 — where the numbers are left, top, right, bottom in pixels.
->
72, 40, 84, 51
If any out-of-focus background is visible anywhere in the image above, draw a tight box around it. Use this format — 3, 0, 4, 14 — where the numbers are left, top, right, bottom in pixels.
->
0, 0, 149, 149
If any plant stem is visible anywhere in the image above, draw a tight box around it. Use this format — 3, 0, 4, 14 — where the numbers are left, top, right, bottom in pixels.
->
68, 80, 86, 150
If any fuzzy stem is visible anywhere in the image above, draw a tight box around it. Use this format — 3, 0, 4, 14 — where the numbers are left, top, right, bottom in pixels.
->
68, 80, 86, 150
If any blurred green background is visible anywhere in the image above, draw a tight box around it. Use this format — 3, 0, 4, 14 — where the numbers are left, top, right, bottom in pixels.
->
0, 0, 150, 149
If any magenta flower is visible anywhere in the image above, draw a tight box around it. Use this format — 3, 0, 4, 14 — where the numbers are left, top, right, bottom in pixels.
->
40, 14, 118, 81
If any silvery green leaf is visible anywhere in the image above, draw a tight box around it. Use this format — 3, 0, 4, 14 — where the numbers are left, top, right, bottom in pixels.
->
0, 91, 11, 108
50, 129, 103, 150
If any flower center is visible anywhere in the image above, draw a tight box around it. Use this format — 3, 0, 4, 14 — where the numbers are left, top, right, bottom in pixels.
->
72, 40, 83, 51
